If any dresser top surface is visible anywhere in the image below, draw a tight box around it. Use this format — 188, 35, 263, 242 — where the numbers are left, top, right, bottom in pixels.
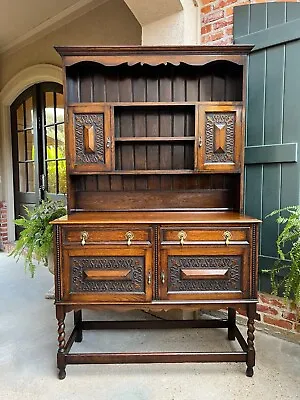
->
51, 211, 261, 225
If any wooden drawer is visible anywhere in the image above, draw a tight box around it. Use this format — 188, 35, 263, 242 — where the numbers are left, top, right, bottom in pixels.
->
63, 227, 152, 246
61, 247, 153, 302
159, 246, 250, 300
161, 226, 250, 245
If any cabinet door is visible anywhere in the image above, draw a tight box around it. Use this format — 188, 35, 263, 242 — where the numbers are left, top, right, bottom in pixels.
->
61, 247, 152, 302
68, 104, 113, 173
159, 246, 250, 300
196, 105, 242, 172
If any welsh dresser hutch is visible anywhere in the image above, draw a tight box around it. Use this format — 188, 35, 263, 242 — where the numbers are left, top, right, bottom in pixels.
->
52, 45, 260, 379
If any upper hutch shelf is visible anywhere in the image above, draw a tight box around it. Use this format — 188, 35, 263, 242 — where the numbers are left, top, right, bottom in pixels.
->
55, 45, 252, 213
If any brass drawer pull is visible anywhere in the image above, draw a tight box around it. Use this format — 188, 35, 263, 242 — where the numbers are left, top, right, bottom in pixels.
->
125, 231, 134, 246
223, 231, 232, 246
147, 271, 152, 285
178, 230, 187, 246
81, 231, 89, 246
161, 271, 165, 284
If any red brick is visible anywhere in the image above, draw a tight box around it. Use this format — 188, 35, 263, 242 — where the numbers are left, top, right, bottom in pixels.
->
211, 31, 225, 41
202, 10, 224, 24
202, 0, 214, 5
237, 307, 247, 316
263, 316, 293, 330
282, 311, 298, 322
211, 36, 233, 45
201, 24, 212, 35
269, 298, 286, 308
201, 5, 212, 14
257, 304, 279, 315
259, 293, 286, 308
213, 17, 233, 30
202, 35, 213, 44
225, 6, 234, 16
225, 27, 233, 36
216, 0, 238, 9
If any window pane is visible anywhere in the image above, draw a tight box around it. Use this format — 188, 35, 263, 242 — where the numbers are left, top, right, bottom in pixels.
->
47, 161, 57, 193
45, 92, 55, 125
18, 163, 26, 192
57, 124, 65, 158
18, 131, 25, 161
46, 126, 56, 159
58, 160, 67, 194
17, 104, 24, 130
25, 97, 33, 128
56, 93, 64, 123
27, 162, 35, 192
26, 130, 35, 161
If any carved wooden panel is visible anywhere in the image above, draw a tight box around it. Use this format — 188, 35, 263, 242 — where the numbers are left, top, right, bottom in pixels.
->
197, 105, 242, 172
168, 255, 241, 292
205, 112, 235, 163
75, 113, 105, 165
70, 256, 145, 293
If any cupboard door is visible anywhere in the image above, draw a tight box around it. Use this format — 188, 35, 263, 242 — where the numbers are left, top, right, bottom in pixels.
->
159, 246, 250, 300
68, 104, 113, 173
62, 247, 152, 302
197, 104, 242, 172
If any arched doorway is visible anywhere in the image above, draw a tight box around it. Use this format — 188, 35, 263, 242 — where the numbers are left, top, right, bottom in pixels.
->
10, 82, 66, 231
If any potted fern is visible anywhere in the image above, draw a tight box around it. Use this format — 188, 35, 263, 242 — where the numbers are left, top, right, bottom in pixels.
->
10, 198, 66, 277
266, 205, 300, 306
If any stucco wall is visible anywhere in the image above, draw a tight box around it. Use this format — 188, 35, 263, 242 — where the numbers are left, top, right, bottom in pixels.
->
0, 0, 141, 90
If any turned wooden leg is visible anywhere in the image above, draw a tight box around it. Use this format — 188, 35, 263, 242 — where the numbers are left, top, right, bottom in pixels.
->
74, 310, 83, 343
246, 303, 256, 377
227, 307, 236, 341
56, 306, 66, 380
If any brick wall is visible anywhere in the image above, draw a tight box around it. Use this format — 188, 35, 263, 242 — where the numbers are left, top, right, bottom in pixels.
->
201, 0, 300, 45
257, 293, 300, 333
235, 293, 300, 338
0, 201, 8, 250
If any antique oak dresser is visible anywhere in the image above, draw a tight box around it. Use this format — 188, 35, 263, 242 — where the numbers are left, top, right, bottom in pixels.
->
52, 45, 260, 379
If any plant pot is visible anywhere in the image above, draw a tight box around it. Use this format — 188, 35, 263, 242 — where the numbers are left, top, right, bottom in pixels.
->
45, 252, 55, 299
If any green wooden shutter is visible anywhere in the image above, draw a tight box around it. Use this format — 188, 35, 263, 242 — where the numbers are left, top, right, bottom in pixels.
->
234, 3, 300, 292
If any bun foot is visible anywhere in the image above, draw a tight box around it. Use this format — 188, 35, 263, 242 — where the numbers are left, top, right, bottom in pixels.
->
246, 367, 254, 377
58, 369, 66, 380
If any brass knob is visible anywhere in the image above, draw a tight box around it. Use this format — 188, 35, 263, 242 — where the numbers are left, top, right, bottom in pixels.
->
147, 271, 152, 285
223, 231, 232, 246
178, 230, 187, 246
81, 231, 89, 246
161, 271, 165, 284
125, 231, 134, 246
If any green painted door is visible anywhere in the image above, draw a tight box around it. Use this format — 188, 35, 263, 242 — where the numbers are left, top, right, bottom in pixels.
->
234, 3, 300, 292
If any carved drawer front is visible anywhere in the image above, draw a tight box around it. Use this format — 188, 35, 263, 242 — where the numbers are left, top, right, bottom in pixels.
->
197, 104, 242, 172
68, 104, 112, 173
159, 246, 250, 300
62, 248, 152, 302
63, 227, 152, 246
161, 226, 249, 246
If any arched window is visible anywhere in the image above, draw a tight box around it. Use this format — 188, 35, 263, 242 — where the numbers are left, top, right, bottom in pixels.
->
11, 82, 66, 228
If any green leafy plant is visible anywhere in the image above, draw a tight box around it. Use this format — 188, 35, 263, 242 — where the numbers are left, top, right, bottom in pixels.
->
10, 199, 66, 277
265, 205, 300, 305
